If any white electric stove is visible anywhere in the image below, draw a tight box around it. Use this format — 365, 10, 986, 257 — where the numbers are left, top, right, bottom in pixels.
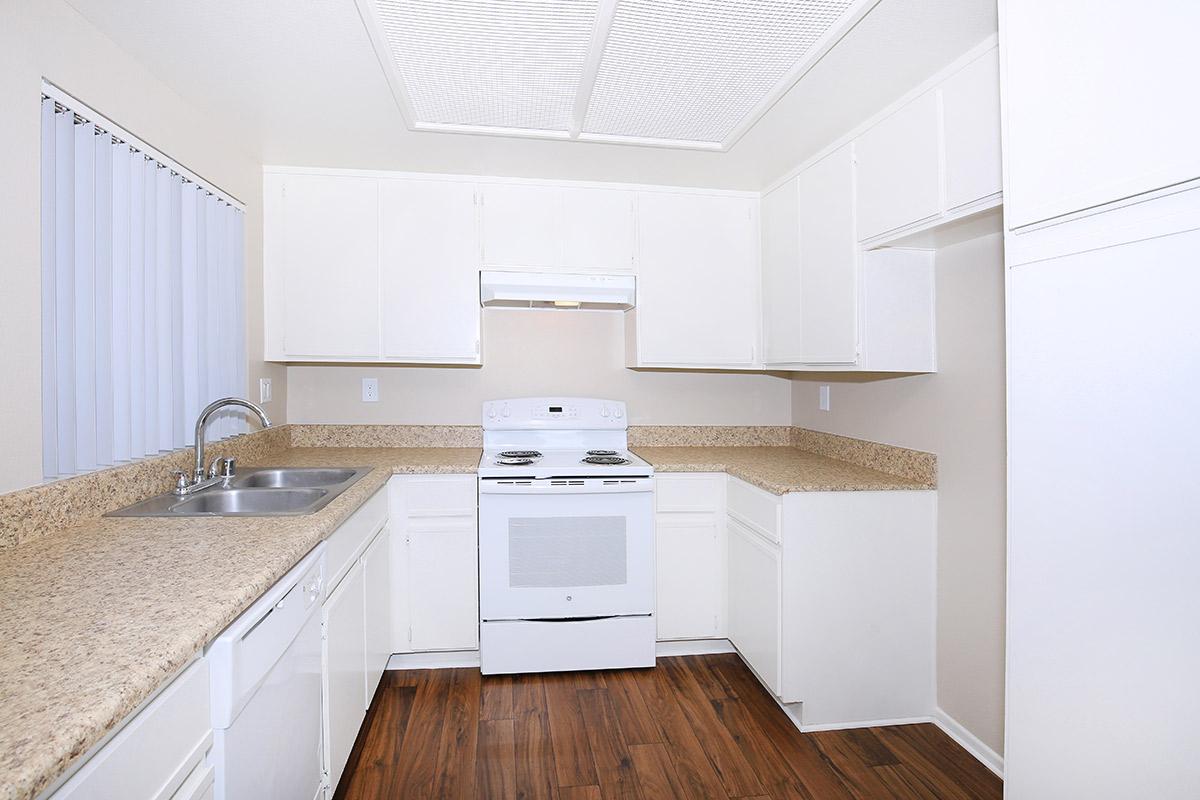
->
477, 397, 656, 675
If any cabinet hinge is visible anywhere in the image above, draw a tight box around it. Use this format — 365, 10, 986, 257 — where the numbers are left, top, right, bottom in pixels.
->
407, 626, 413, 643
474, 339, 480, 355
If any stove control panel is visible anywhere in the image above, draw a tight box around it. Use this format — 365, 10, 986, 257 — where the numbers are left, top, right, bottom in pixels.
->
482, 398, 627, 429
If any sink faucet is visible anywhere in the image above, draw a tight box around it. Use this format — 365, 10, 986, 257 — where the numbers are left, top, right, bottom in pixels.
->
176, 397, 272, 495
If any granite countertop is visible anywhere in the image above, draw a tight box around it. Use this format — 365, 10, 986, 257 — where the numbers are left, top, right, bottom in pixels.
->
0, 441, 927, 800
0, 447, 479, 800
634, 445, 933, 493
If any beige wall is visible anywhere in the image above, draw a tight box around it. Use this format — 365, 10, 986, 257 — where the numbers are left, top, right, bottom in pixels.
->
288, 308, 792, 425
0, 0, 285, 494
791, 229, 1007, 753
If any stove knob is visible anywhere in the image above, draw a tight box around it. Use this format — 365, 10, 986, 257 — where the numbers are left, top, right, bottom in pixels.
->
487, 405, 497, 419
600, 406, 610, 418
501, 404, 511, 418
614, 407, 624, 419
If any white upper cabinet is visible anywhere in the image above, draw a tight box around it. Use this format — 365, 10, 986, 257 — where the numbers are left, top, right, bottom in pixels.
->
629, 192, 759, 369
271, 173, 379, 359
1003, 2, 1200, 230
559, 186, 636, 271
481, 184, 559, 268
762, 146, 858, 366
941, 50, 1003, 211
379, 179, 481, 364
481, 183, 635, 272
854, 91, 942, 241
761, 182, 802, 365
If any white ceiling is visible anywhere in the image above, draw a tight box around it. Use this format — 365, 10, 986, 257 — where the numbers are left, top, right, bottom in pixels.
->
62, 0, 996, 190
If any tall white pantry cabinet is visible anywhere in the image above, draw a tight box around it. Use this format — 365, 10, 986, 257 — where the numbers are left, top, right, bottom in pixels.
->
1001, 1, 1200, 798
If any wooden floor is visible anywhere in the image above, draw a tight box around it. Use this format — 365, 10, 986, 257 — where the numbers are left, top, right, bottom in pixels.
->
334, 653, 1002, 800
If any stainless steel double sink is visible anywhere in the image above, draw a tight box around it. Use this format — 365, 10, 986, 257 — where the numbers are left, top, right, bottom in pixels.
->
107, 466, 373, 517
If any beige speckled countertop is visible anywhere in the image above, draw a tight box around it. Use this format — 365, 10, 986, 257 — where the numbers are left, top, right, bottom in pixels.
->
0, 447, 479, 800
634, 446, 933, 493
0, 440, 930, 800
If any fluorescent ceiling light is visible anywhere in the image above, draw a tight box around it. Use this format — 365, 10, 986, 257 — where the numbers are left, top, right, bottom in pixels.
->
355, 0, 875, 151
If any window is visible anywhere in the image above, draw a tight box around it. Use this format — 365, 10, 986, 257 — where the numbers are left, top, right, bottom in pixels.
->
40, 85, 247, 479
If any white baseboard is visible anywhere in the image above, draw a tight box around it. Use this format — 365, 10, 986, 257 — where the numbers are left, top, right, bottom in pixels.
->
795, 714, 935, 733
932, 707, 1005, 778
385, 640, 734, 670
386, 649, 480, 670
655, 638, 736, 656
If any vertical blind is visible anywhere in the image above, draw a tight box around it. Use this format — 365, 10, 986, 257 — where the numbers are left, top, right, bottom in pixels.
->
40, 94, 247, 480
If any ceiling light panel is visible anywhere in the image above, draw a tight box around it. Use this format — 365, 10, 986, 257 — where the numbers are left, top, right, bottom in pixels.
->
583, 0, 856, 144
375, 0, 599, 133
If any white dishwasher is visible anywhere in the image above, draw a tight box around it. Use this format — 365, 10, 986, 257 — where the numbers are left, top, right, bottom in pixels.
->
207, 543, 326, 800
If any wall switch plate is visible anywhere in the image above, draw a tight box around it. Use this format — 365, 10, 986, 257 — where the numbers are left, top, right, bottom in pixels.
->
362, 377, 379, 403
819, 384, 831, 412
259, 377, 273, 403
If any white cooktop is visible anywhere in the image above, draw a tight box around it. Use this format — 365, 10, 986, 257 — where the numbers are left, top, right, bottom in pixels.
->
477, 448, 653, 480
478, 397, 653, 479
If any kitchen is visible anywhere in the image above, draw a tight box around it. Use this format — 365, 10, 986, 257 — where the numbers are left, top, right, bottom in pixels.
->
0, 1, 1195, 799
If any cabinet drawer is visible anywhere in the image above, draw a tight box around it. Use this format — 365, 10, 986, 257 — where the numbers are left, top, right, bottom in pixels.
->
655, 474, 723, 513
52, 659, 211, 800
327, 487, 387, 591
727, 477, 782, 543
394, 474, 477, 517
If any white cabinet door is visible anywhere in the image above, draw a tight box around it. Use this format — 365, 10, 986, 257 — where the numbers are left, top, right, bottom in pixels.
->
761, 180, 802, 365
407, 520, 479, 651
379, 179, 480, 363
941, 50, 1002, 211
322, 562, 366, 793
656, 517, 722, 640
1003, 1, 1200, 229
634, 192, 759, 368
726, 517, 781, 695
277, 174, 379, 358
481, 183, 635, 272
361, 526, 392, 709
559, 187, 636, 272
481, 184, 559, 268
854, 91, 942, 240
795, 145, 857, 364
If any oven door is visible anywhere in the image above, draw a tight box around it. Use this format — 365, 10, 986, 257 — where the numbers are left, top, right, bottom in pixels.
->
478, 478, 654, 621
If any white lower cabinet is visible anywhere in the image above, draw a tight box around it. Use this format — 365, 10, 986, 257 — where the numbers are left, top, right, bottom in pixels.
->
727, 517, 782, 695
724, 476, 936, 728
361, 525, 393, 705
320, 486, 390, 795
654, 473, 725, 641
50, 658, 212, 800
389, 475, 479, 653
322, 563, 367, 794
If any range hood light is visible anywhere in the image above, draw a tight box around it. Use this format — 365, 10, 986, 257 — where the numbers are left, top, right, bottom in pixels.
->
479, 270, 636, 310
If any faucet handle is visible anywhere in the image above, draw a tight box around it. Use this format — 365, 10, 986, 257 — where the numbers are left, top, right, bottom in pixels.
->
173, 471, 189, 494
209, 457, 236, 479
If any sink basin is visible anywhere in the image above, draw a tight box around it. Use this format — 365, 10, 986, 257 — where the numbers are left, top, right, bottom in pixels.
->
170, 488, 326, 515
105, 465, 373, 517
233, 468, 359, 489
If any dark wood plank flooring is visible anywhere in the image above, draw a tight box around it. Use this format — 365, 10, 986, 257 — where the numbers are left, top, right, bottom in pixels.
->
333, 653, 1002, 800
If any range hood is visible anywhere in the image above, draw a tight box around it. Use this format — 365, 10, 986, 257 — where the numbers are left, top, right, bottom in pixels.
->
479, 270, 636, 310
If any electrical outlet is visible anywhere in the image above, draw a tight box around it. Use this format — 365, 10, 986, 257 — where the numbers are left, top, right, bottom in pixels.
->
259, 377, 272, 403
362, 377, 379, 403
819, 384, 831, 412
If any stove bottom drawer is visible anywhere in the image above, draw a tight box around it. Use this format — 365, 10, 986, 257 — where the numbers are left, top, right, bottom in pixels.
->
480, 616, 656, 675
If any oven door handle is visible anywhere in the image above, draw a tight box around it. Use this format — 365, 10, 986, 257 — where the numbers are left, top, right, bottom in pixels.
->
478, 477, 654, 495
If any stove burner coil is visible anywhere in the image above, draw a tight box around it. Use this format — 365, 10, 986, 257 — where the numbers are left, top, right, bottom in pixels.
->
496, 457, 536, 466
498, 450, 542, 459
586, 450, 618, 456
581, 455, 632, 466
